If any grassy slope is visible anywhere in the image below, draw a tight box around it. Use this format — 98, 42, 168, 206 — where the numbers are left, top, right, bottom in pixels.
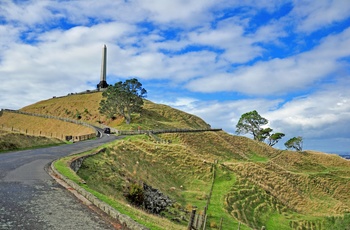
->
0, 112, 94, 136
20, 92, 210, 130
77, 131, 350, 230
0, 130, 64, 152
10, 92, 350, 229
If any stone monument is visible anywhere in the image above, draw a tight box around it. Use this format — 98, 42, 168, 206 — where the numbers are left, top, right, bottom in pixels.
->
97, 44, 109, 90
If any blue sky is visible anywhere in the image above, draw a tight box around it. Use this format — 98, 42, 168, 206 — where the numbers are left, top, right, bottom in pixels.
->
0, 0, 350, 153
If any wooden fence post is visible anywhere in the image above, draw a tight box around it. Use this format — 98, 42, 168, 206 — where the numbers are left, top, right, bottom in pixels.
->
187, 209, 196, 230
219, 217, 223, 230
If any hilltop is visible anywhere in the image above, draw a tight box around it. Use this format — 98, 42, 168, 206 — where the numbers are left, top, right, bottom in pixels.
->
2, 92, 350, 229
20, 92, 210, 130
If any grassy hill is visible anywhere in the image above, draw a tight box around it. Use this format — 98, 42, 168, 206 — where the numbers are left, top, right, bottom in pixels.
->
3, 91, 350, 229
74, 131, 350, 229
20, 91, 210, 130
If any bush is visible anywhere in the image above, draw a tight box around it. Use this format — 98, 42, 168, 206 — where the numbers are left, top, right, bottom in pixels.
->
126, 183, 144, 206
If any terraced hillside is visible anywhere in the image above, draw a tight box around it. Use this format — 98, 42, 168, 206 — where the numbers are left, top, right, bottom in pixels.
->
76, 131, 350, 229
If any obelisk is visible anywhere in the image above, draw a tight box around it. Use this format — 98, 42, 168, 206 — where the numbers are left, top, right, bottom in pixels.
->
97, 44, 108, 90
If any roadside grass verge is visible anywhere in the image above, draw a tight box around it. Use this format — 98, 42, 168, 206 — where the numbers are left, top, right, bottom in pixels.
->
53, 144, 185, 230
0, 130, 66, 153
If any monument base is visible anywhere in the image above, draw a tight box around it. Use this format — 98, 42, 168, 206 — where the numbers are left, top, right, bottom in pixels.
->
97, 81, 109, 90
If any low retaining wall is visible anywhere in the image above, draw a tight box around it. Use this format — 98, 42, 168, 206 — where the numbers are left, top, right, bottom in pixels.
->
51, 149, 149, 230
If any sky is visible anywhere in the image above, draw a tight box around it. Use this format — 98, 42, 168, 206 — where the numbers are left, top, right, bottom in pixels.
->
0, 0, 349, 154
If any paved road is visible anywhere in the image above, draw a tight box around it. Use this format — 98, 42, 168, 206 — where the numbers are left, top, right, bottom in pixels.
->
0, 134, 123, 230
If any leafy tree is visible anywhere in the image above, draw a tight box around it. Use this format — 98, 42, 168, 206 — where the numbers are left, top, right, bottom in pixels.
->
99, 78, 147, 124
257, 127, 273, 142
236, 110, 268, 141
284, 136, 303, 151
267, 132, 285, 146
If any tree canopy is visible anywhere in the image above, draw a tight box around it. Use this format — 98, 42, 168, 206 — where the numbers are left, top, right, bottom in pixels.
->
285, 136, 303, 151
236, 110, 285, 146
236, 110, 269, 141
99, 78, 147, 124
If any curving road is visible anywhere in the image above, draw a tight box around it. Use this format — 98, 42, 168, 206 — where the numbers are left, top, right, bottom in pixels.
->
0, 134, 123, 230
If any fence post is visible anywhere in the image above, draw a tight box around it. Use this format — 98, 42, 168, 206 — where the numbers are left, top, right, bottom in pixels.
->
202, 206, 207, 229
187, 209, 196, 230
219, 217, 223, 230
203, 214, 207, 230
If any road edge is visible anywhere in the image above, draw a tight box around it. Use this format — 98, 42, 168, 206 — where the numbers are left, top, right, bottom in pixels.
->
49, 159, 149, 230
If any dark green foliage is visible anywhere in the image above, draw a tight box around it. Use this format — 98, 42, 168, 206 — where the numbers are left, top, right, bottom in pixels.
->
75, 110, 81, 119
236, 110, 285, 146
257, 127, 273, 142
236, 110, 268, 141
268, 132, 285, 146
99, 78, 147, 124
126, 182, 144, 206
284, 136, 303, 151
0, 141, 18, 151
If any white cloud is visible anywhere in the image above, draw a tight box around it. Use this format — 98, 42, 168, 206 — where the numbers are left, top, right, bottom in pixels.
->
136, 0, 215, 26
186, 26, 350, 95
291, 0, 350, 33
0, 1, 55, 26
0, 0, 350, 153
267, 79, 350, 139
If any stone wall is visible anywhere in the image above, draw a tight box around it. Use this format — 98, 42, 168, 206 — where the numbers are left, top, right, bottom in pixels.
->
52, 149, 149, 230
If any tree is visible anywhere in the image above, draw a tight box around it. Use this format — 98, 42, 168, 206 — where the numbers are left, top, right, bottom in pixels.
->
257, 127, 273, 142
267, 132, 285, 146
99, 78, 147, 124
284, 136, 303, 151
236, 110, 268, 141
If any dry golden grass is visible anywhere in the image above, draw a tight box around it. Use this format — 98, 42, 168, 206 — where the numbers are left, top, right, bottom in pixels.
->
0, 112, 94, 137
20, 92, 210, 131
21, 92, 104, 123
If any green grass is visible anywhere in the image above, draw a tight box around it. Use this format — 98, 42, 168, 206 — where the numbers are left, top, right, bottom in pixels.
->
54, 148, 185, 230
0, 131, 66, 153
206, 165, 250, 230
13, 91, 350, 230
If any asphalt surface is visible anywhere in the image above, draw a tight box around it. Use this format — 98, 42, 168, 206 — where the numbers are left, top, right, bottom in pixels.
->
0, 134, 123, 230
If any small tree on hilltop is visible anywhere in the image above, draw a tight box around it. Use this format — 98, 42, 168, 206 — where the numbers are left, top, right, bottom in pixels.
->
285, 136, 303, 152
267, 132, 285, 147
99, 78, 147, 124
236, 110, 285, 146
236, 110, 269, 141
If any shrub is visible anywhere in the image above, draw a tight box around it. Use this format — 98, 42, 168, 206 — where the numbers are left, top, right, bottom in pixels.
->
126, 182, 144, 206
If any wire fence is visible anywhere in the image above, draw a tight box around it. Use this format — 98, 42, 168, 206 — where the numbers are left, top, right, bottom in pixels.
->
1, 109, 97, 141
0, 123, 95, 142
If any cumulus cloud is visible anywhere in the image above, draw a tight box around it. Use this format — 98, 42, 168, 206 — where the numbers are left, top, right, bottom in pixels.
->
290, 0, 350, 33
185, 26, 350, 95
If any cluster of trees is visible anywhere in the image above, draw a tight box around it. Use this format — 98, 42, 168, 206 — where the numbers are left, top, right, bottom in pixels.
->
236, 110, 303, 151
99, 78, 147, 124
